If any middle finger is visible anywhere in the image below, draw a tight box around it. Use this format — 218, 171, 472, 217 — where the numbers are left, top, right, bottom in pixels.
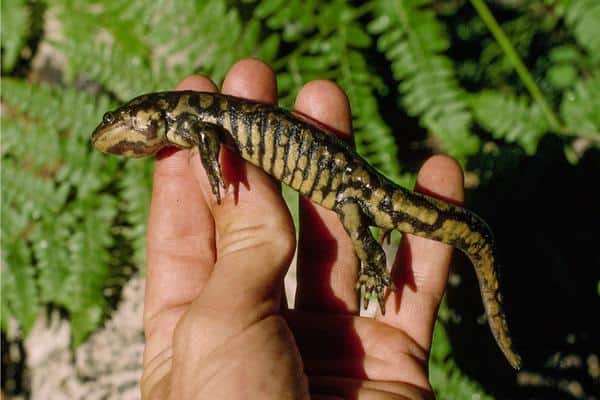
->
294, 80, 359, 314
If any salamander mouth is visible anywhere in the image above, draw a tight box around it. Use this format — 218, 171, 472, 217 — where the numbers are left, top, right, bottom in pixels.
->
90, 125, 104, 145
90, 122, 130, 153
91, 120, 164, 158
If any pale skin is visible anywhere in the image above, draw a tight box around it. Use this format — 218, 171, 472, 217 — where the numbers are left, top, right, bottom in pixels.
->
140, 58, 464, 400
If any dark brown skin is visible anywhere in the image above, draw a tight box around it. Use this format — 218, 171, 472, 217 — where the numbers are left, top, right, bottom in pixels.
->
91, 58, 516, 396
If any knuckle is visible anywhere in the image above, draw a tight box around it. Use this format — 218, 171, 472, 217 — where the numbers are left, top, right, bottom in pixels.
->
219, 219, 296, 263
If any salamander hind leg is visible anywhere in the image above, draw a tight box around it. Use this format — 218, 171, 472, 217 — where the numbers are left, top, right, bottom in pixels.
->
335, 199, 393, 313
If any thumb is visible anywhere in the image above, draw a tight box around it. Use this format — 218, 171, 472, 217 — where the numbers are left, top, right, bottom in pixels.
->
167, 144, 296, 386
167, 169, 299, 399
194, 159, 296, 321
172, 58, 296, 357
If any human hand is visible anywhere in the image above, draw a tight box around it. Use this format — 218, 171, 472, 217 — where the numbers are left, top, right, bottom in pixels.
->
140, 58, 464, 400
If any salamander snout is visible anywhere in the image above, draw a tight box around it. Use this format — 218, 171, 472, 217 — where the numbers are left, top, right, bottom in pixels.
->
91, 108, 167, 158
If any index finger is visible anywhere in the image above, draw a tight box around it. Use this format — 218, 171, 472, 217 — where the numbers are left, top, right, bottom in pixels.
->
143, 76, 218, 366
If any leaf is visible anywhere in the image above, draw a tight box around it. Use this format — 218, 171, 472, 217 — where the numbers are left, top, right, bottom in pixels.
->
258, 33, 281, 61
254, 0, 286, 19
565, 0, 600, 61
70, 304, 104, 347
560, 72, 600, 139
262, 0, 408, 184
371, 0, 479, 163
0, 0, 30, 71
63, 194, 117, 345
430, 301, 493, 400
346, 24, 371, 48
548, 45, 582, 63
50, 0, 261, 99
119, 160, 153, 269
471, 91, 549, 154
32, 220, 66, 296
1, 78, 118, 342
547, 64, 578, 88
1, 240, 39, 335
143, 1, 264, 85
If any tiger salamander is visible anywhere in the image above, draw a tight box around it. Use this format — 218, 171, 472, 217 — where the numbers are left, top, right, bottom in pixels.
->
91, 91, 521, 369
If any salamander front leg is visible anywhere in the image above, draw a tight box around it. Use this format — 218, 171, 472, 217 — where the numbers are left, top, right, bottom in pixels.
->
335, 199, 393, 313
196, 125, 225, 204
167, 119, 226, 204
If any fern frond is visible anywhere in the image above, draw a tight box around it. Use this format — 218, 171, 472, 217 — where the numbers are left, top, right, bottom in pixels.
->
254, 0, 317, 42
560, 72, 600, 140
0, 157, 69, 221
65, 194, 117, 346
0, 164, 31, 242
471, 91, 549, 154
0, 0, 30, 71
430, 301, 493, 400
335, 13, 404, 183
119, 160, 153, 268
49, 0, 267, 100
32, 217, 72, 305
259, 0, 407, 184
148, 1, 267, 84
1, 78, 119, 341
1, 156, 69, 319
565, 0, 600, 61
1, 240, 38, 335
2, 78, 117, 192
32, 192, 118, 346
546, 45, 581, 90
50, 0, 162, 97
370, 0, 480, 163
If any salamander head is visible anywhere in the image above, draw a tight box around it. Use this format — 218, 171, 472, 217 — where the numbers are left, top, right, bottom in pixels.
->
91, 97, 167, 158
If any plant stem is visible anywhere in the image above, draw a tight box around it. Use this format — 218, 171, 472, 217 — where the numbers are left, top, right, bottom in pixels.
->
470, 0, 563, 132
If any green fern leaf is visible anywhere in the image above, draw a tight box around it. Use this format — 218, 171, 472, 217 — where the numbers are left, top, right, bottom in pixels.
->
0, 167, 30, 245
70, 304, 105, 348
336, 29, 404, 183
1, 78, 120, 343
147, 1, 268, 83
560, 72, 600, 139
2, 78, 117, 193
261, 0, 407, 184
119, 160, 154, 268
565, 0, 600, 61
0, 0, 30, 71
0, 154, 70, 322
50, 1, 167, 98
471, 91, 550, 154
65, 195, 117, 346
430, 302, 493, 400
0, 158, 69, 223
255, 0, 316, 41
32, 217, 72, 305
370, 0, 480, 163
50, 0, 266, 99
1, 240, 38, 335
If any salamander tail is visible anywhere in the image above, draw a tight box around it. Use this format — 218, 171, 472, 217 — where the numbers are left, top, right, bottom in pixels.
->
470, 241, 522, 369
370, 186, 522, 369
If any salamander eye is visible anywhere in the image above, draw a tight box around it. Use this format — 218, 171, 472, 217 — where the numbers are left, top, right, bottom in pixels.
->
102, 112, 115, 124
